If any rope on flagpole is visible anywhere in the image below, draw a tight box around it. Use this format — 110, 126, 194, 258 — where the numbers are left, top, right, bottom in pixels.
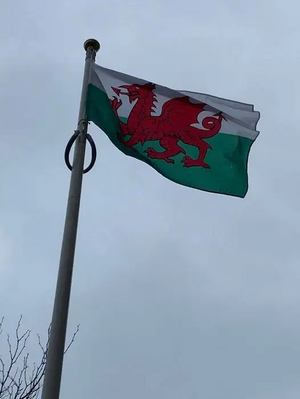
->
64, 121, 97, 174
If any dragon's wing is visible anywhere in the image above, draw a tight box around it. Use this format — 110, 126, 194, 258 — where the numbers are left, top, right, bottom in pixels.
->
142, 97, 206, 137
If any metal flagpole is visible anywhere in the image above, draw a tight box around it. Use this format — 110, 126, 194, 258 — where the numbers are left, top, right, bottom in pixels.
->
41, 38, 100, 399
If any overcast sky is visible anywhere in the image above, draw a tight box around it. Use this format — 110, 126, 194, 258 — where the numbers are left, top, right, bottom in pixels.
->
1, 0, 300, 398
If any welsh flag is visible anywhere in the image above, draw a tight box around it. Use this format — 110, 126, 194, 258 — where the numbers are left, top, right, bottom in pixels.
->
86, 64, 260, 198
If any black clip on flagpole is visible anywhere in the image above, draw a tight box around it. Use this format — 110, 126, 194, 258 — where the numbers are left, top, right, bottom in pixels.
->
64, 123, 97, 174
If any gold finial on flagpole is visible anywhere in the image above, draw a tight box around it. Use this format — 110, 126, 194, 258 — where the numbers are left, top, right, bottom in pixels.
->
84, 38, 100, 52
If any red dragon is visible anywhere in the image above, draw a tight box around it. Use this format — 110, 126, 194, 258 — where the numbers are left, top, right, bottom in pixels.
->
109, 82, 223, 168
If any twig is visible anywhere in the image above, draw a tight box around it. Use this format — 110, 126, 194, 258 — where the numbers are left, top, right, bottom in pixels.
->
0, 317, 79, 399
64, 325, 80, 354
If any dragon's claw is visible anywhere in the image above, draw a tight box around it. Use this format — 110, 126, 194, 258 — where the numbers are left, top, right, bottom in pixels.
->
181, 155, 210, 169
144, 147, 174, 163
110, 96, 122, 112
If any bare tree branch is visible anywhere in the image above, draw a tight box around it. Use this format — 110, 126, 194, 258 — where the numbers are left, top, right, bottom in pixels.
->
64, 325, 80, 354
0, 317, 78, 399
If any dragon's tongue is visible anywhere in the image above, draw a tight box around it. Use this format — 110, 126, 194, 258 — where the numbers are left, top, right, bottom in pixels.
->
112, 87, 122, 96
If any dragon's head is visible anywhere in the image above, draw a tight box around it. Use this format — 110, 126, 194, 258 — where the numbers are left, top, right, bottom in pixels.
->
112, 82, 156, 103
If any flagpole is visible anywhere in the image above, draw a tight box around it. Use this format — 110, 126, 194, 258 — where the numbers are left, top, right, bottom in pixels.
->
41, 38, 100, 399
